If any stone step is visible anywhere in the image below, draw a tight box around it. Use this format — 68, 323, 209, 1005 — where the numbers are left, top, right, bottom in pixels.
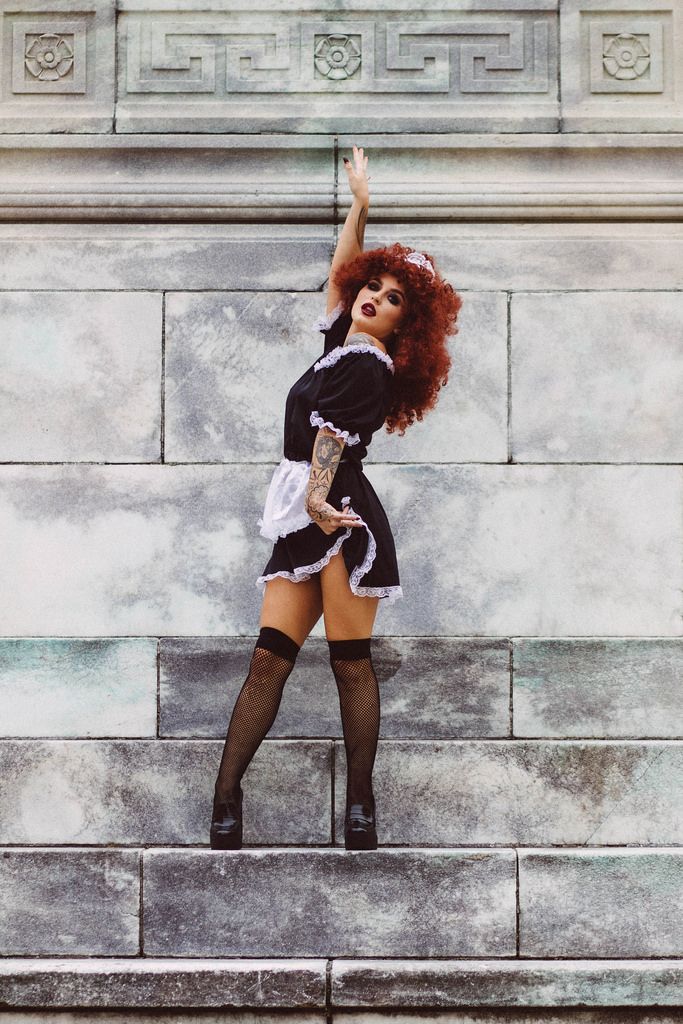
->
0, 738, 681, 846
3, 636, 683, 740
1, 848, 682, 958
1, 957, 683, 1010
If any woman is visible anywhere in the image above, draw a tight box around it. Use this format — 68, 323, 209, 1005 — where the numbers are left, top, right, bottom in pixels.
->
210, 144, 463, 851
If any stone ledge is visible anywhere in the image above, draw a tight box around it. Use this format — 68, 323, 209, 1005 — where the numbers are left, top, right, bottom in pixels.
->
332, 959, 683, 1008
0, 959, 326, 1009
1, 134, 683, 222
1, 958, 682, 1009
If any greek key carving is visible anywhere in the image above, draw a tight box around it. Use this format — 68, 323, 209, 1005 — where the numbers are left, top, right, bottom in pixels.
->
124, 15, 552, 97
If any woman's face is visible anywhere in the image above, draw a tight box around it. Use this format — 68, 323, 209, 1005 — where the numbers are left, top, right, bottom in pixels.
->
351, 272, 408, 343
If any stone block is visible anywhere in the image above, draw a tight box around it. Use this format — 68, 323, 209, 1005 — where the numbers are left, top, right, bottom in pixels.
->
164, 288, 506, 466
0, 0, 115, 132
115, 4, 558, 134
0, 291, 161, 462
0, 958, 327, 1010
0, 464, 680, 636
332, 958, 683, 1008
0, 849, 139, 955
2, 959, 683, 1012
0, 223, 334, 290
0, 464, 270, 636
369, 291, 507, 464
373, 222, 683, 292
560, 0, 683, 132
368, 463, 682, 636
334, 740, 683, 846
519, 849, 683, 956
514, 638, 683, 738
142, 848, 516, 957
0, 740, 331, 845
510, 291, 683, 462
4, 223, 683, 293
0, 638, 157, 737
159, 636, 511, 739
165, 291, 331, 462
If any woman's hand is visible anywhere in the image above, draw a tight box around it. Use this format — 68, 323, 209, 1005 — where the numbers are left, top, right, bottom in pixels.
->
342, 144, 370, 203
306, 499, 364, 536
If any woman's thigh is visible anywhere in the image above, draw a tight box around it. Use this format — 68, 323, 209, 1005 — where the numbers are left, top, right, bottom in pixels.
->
259, 575, 323, 647
320, 549, 380, 640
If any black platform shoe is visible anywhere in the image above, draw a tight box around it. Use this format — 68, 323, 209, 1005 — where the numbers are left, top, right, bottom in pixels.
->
210, 786, 243, 850
344, 796, 378, 850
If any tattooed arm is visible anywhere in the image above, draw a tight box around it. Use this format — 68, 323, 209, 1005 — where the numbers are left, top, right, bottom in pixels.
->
324, 145, 370, 317
304, 428, 363, 535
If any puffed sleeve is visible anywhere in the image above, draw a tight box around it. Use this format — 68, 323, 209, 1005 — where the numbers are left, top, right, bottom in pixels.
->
309, 350, 388, 446
311, 303, 353, 355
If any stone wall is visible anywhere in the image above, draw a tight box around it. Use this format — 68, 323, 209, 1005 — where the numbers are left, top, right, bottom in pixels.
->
0, 0, 682, 1018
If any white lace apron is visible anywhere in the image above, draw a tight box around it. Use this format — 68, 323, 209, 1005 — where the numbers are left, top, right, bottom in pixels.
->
257, 457, 351, 542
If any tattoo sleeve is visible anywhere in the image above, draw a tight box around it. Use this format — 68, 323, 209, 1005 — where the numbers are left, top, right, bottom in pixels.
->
305, 428, 345, 523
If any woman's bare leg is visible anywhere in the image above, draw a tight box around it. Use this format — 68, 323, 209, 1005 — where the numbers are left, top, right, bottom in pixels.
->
319, 549, 379, 639
260, 574, 323, 645
213, 575, 322, 805
320, 550, 381, 817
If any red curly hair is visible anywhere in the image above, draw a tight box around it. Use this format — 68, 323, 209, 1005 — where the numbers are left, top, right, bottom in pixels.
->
331, 242, 463, 436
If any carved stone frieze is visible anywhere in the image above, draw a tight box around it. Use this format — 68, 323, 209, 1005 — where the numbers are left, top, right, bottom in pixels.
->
117, 9, 558, 132
0, 0, 115, 132
561, 0, 681, 131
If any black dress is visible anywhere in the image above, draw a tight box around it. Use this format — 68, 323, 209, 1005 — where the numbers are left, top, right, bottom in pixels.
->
255, 302, 403, 604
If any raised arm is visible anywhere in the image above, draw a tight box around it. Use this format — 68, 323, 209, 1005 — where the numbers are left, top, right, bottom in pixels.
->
325, 145, 371, 316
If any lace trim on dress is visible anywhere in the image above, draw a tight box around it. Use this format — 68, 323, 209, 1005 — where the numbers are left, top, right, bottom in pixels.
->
313, 343, 395, 375
255, 500, 404, 604
311, 301, 345, 333
309, 410, 361, 445
256, 528, 352, 587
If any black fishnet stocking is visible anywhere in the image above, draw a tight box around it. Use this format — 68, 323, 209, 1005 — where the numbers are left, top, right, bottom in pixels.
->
214, 627, 300, 806
328, 637, 380, 813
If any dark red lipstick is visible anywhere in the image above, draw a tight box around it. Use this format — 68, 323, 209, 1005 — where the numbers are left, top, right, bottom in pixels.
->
361, 303, 376, 317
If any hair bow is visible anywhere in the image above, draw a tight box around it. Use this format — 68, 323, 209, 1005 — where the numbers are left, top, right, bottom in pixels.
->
404, 251, 435, 277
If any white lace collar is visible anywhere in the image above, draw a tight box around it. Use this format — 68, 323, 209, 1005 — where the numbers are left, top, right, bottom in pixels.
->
314, 342, 394, 374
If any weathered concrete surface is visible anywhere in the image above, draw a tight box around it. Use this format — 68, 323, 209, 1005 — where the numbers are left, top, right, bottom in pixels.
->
143, 848, 516, 957
0, 291, 161, 462
165, 289, 507, 465
511, 291, 683, 462
0, 740, 331, 845
3, 222, 683, 292
2, 958, 683, 1011
0, 849, 139, 956
0, 464, 679, 637
0, 958, 326, 1010
519, 849, 683, 957
159, 636, 511, 739
332, 958, 683, 1008
514, 639, 683, 738
0, 638, 157, 737
333, 740, 683, 846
